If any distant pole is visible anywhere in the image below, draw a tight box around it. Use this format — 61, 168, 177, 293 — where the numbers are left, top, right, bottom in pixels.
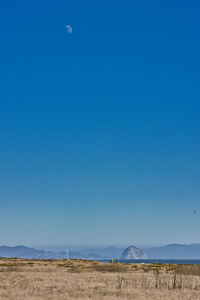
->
65, 249, 69, 259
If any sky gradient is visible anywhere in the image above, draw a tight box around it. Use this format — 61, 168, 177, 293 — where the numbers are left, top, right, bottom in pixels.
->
1, 0, 200, 247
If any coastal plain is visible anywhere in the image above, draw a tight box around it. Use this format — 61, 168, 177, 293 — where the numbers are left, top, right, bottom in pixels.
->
1, 258, 200, 299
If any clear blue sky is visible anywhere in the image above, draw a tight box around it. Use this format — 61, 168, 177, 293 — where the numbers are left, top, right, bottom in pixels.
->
1, 0, 200, 247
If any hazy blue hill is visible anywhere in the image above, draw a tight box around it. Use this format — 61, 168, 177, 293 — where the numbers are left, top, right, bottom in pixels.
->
68, 247, 123, 259
144, 244, 200, 259
102, 247, 124, 258
0, 246, 65, 259
0, 246, 46, 258
2, 244, 200, 260
0, 245, 123, 260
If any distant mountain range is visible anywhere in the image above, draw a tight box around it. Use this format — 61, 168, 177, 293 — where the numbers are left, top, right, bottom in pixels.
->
0, 245, 123, 260
144, 244, 200, 259
69, 247, 123, 260
0, 246, 65, 259
1, 244, 200, 260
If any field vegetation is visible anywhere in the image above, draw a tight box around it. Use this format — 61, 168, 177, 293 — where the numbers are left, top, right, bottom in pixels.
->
0, 258, 200, 299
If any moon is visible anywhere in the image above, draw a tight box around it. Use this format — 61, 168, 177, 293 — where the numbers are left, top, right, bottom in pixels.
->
65, 25, 72, 34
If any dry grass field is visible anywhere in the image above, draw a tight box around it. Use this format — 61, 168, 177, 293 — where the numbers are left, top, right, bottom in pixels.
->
1, 259, 200, 299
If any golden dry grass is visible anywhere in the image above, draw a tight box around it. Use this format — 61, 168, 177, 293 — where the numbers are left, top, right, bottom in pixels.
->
0, 258, 200, 299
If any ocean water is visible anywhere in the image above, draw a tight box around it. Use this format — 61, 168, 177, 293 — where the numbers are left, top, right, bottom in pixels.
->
101, 259, 200, 265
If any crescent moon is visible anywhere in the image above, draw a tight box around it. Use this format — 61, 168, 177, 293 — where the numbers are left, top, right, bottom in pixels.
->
65, 25, 72, 34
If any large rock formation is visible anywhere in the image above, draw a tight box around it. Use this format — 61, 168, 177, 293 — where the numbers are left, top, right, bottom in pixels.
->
121, 246, 147, 259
